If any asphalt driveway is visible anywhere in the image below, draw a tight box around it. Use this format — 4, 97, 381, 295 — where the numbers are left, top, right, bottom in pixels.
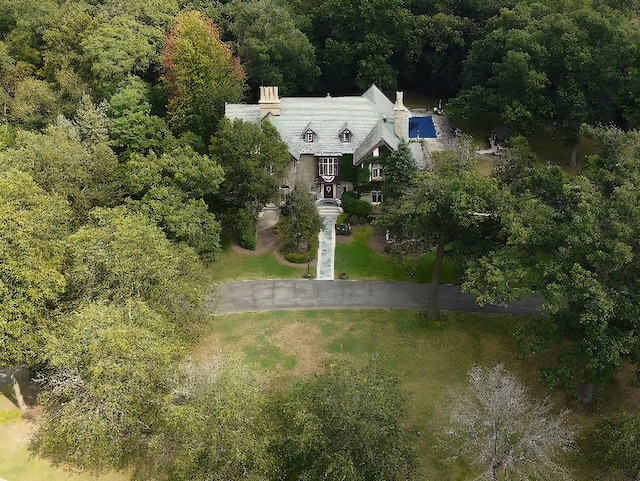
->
214, 280, 543, 316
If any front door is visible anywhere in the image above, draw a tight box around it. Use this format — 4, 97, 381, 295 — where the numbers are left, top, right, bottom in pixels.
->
323, 183, 334, 199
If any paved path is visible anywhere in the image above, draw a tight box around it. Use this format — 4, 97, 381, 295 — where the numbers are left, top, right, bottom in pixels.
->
316, 214, 337, 280
214, 280, 543, 316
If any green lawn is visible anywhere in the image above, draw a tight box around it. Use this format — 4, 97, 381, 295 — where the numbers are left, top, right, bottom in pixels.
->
206, 226, 459, 284
335, 225, 459, 283
205, 248, 306, 282
204, 309, 626, 480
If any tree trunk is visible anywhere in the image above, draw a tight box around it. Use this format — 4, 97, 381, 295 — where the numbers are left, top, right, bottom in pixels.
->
569, 143, 578, 168
425, 236, 446, 319
491, 462, 499, 481
12, 374, 28, 414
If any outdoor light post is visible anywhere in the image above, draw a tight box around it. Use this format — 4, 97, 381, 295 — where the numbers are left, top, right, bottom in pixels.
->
307, 256, 311, 277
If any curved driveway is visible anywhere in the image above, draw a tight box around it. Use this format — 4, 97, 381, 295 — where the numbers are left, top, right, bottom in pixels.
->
214, 280, 543, 316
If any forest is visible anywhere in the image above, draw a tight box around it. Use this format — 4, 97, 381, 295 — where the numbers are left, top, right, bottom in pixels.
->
1, 0, 640, 479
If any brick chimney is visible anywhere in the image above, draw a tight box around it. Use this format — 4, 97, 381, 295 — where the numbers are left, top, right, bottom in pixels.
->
393, 91, 409, 140
259, 86, 281, 119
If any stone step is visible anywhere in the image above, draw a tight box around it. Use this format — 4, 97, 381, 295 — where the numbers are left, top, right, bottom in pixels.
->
317, 206, 342, 217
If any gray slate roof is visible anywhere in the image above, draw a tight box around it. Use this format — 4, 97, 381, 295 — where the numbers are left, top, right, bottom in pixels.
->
225, 85, 405, 165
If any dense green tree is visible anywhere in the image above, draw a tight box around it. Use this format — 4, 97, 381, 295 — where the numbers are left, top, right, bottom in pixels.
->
118, 145, 224, 260
162, 10, 245, 142
9, 77, 61, 129
224, 0, 320, 96
382, 139, 417, 202
453, 2, 634, 165
152, 355, 274, 481
97, 0, 179, 29
401, 13, 471, 94
110, 111, 175, 157
378, 149, 503, 318
122, 145, 224, 201
107, 77, 175, 157
307, 0, 414, 91
31, 300, 185, 474
64, 206, 202, 323
128, 186, 222, 263
40, 1, 96, 112
210, 118, 290, 215
73, 94, 110, 147
465, 128, 640, 394
0, 170, 71, 366
0, 117, 121, 220
1, 0, 58, 66
273, 355, 417, 481
278, 189, 322, 255
81, 16, 161, 98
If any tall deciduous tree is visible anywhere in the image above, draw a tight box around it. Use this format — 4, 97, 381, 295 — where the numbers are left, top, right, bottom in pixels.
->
224, 0, 320, 96
81, 16, 161, 98
378, 149, 503, 318
0, 115, 121, 221
305, 0, 414, 91
162, 10, 245, 142
210, 118, 290, 215
128, 186, 222, 263
273, 355, 417, 481
120, 145, 224, 261
443, 364, 574, 481
278, 189, 322, 255
64, 206, 202, 323
0, 170, 71, 366
152, 356, 274, 481
465, 128, 640, 395
31, 300, 185, 474
453, 2, 633, 165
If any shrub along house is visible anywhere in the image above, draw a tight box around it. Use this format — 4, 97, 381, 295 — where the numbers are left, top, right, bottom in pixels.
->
225, 85, 426, 205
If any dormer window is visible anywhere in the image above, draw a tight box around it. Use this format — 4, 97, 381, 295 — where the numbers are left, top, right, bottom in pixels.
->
303, 126, 315, 143
340, 128, 352, 143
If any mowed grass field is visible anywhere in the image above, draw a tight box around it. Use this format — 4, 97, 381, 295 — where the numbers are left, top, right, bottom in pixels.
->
0, 421, 128, 481
200, 309, 637, 480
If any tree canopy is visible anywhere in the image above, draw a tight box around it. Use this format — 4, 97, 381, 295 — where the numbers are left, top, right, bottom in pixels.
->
443, 364, 574, 480
465, 129, 640, 394
0, 170, 71, 366
162, 10, 245, 141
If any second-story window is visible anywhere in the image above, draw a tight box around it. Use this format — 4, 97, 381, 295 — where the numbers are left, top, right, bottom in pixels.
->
319, 157, 338, 176
370, 163, 383, 180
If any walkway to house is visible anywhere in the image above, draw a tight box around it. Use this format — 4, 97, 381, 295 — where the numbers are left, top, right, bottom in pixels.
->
214, 280, 543, 316
315, 204, 341, 280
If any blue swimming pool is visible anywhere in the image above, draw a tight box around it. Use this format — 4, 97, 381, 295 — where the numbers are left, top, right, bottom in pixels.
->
409, 116, 437, 138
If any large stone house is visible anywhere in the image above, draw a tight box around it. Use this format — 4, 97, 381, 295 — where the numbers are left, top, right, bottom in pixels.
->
225, 85, 427, 204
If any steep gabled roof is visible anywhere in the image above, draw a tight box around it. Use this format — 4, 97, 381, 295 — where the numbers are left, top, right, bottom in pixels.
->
353, 119, 399, 165
362, 84, 395, 118
224, 85, 426, 166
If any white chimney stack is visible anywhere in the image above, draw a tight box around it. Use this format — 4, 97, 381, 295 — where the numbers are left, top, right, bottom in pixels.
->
259, 86, 281, 119
394, 91, 409, 140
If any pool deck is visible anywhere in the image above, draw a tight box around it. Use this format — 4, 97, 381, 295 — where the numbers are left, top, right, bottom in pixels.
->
408, 110, 460, 158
